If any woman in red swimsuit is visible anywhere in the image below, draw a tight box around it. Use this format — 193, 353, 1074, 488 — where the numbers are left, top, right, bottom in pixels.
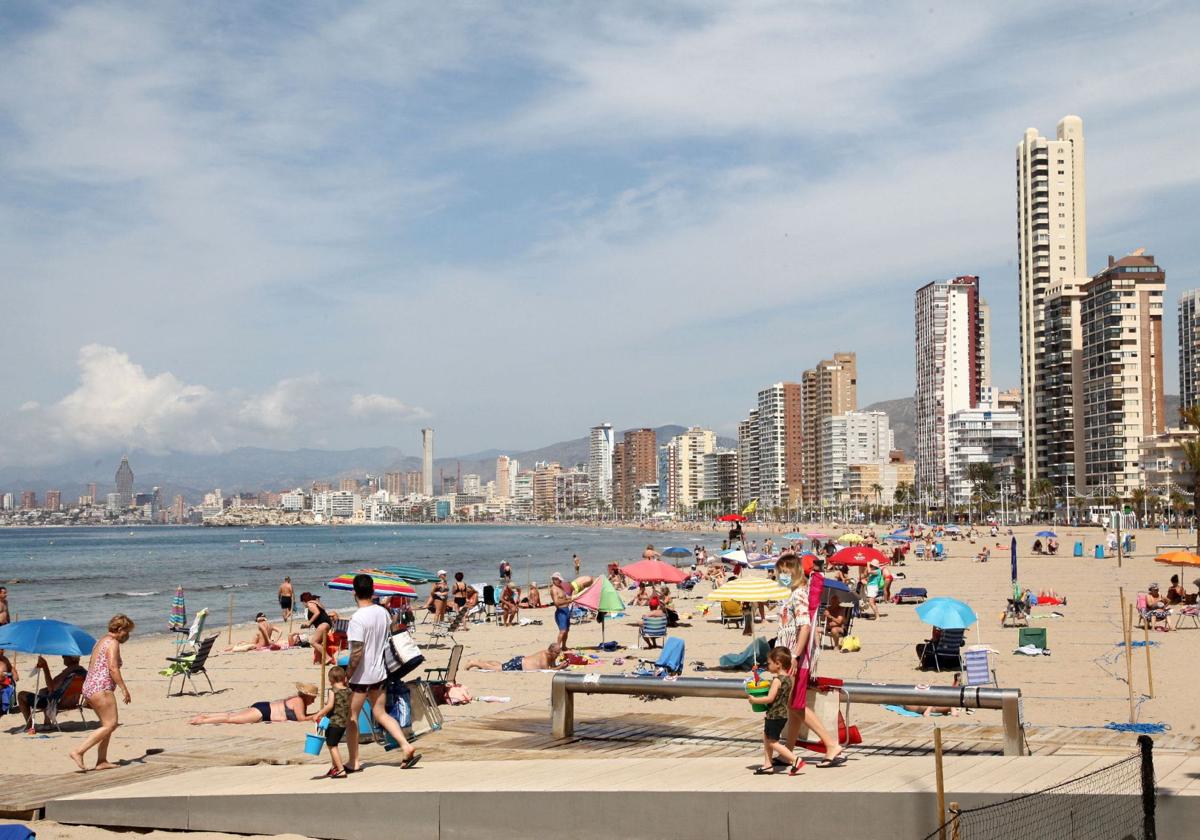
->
70, 614, 134, 772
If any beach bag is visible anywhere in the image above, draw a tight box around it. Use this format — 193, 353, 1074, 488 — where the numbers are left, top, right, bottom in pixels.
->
383, 630, 422, 675
386, 680, 412, 728
840, 636, 861, 652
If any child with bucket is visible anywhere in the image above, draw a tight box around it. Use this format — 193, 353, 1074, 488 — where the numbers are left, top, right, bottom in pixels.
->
746, 647, 804, 776
311, 666, 352, 778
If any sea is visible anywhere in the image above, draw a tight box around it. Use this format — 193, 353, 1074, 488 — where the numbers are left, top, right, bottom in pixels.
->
0, 524, 719, 635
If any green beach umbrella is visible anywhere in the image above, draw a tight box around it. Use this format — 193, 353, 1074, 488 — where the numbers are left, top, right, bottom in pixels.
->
574, 577, 626, 643
376, 565, 440, 583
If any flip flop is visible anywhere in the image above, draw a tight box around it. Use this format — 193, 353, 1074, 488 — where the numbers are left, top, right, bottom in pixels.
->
818, 753, 847, 768
789, 757, 806, 776
345, 765, 363, 774
401, 752, 422, 769
326, 768, 346, 779
753, 766, 774, 775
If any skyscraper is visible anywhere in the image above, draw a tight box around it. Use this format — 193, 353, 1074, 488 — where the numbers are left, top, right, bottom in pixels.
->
736, 411, 759, 508
1081, 252, 1166, 495
588, 423, 615, 509
755, 383, 803, 512
914, 276, 990, 502
495, 456, 512, 500
663, 427, 716, 513
115, 456, 134, 508
1016, 115, 1087, 499
1180, 290, 1200, 411
611, 428, 656, 517
421, 428, 434, 498
45, 490, 61, 511
801, 353, 857, 506
820, 411, 895, 505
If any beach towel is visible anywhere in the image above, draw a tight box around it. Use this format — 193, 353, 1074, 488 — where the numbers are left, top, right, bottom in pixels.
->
1013, 644, 1045, 656
717, 637, 770, 670
884, 704, 923, 717
0, 825, 35, 840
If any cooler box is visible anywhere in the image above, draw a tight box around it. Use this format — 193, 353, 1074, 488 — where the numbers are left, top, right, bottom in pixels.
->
1073, 541, 1083, 557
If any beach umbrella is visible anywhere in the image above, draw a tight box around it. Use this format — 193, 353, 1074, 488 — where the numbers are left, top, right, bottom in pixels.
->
1153, 550, 1200, 568
620, 559, 688, 584
782, 532, 807, 540
706, 578, 791, 603
720, 548, 749, 566
0, 619, 96, 657
170, 586, 187, 632
660, 546, 693, 558
944, 525, 961, 533
327, 573, 418, 598
718, 514, 747, 522
575, 577, 626, 643
883, 534, 910, 543
839, 533, 866, 544
374, 565, 440, 583
829, 546, 890, 567
806, 531, 829, 540
1011, 537, 1018, 584
915, 597, 978, 630
746, 552, 769, 563
1035, 530, 1057, 538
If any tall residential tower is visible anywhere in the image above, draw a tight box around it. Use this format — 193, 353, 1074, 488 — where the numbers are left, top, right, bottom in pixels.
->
587, 423, 615, 509
421, 428, 434, 497
1180, 290, 1200, 411
1016, 115, 1087, 499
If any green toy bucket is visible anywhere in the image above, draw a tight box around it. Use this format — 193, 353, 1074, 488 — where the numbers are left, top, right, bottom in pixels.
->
746, 679, 772, 713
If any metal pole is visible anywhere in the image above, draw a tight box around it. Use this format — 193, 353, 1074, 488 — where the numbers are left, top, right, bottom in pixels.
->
1125, 602, 1137, 724
1143, 619, 1155, 698
934, 726, 947, 840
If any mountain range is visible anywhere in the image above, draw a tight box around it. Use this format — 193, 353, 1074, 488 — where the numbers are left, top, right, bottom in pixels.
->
3, 395, 1180, 502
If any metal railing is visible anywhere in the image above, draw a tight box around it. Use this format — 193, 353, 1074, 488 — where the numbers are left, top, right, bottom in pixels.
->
550, 673, 1026, 756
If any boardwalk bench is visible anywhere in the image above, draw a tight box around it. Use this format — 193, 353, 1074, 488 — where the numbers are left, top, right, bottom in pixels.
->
550, 673, 1026, 756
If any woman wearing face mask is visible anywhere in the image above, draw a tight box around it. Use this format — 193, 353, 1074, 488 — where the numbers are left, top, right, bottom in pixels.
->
773, 554, 845, 768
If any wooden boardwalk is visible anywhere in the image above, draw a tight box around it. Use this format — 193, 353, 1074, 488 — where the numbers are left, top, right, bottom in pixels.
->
4, 709, 1197, 817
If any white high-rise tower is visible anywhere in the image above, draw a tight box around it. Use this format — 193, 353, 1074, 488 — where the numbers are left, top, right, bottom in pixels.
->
421, 428, 434, 497
588, 423, 615, 509
1016, 115, 1087, 499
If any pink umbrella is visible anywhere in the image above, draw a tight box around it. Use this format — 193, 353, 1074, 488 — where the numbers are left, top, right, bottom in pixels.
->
620, 559, 689, 584
806, 532, 829, 540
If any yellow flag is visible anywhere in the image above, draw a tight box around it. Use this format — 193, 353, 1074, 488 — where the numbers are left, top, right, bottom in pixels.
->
741, 499, 758, 515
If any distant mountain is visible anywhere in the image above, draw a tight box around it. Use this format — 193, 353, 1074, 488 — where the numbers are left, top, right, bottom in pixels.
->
862, 397, 916, 456
0, 424, 737, 502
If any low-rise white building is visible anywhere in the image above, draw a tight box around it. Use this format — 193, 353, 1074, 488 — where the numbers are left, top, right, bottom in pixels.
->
946, 404, 1021, 504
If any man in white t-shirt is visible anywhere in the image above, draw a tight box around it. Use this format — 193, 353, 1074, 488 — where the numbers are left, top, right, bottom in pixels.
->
345, 574, 421, 771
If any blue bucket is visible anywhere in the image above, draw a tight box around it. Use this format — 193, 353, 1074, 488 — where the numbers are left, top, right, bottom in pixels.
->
303, 732, 324, 756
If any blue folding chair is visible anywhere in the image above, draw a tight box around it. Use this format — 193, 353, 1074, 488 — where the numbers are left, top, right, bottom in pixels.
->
636, 636, 685, 676
639, 615, 668, 649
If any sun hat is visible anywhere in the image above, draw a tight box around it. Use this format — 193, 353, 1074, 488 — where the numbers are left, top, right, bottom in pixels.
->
551, 572, 563, 581
1149, 582, 1159, 590
295, 682, 319, 697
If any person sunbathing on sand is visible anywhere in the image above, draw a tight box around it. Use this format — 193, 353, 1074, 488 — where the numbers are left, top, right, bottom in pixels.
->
189, 684, 319, 725
465, 643, 566, 672
526, 583, 543, 608
903, 674, 962, 717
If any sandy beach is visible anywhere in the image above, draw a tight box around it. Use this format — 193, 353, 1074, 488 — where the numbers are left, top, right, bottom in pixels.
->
3, 521, 1198, 836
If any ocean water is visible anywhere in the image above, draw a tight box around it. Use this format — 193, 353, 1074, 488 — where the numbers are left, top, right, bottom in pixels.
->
0, 524, 718, 635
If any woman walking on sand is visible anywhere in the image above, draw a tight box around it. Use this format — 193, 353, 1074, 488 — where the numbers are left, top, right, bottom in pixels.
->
70, 614, 135, 772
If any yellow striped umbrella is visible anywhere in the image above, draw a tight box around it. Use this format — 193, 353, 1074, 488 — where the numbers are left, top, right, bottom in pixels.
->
839, 533, 866, 544
705, 578, 792, 603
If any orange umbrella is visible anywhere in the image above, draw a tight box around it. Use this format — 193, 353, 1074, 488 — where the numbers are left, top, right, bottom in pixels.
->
1154, 550, 1200, 567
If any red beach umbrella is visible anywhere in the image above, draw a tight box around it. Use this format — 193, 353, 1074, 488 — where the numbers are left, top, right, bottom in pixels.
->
829, 546, 890, 568
718, 514, 747, 522
620, 559, 689, 584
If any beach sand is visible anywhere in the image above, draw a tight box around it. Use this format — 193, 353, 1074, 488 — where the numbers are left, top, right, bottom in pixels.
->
3, 521, 1197, 835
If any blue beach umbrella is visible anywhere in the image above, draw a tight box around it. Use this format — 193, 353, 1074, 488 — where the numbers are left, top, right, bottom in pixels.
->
915, 597, 978, 630
782, 532, 807, 540
660, 546, 693, 558
1035, 530, 1057, 538
0, 619, 97, 657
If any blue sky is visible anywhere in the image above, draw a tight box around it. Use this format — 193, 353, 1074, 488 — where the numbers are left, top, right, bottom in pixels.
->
2, 1, 1199, 464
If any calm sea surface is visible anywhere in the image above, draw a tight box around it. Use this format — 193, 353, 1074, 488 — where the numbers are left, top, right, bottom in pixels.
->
0, 524, 719, 635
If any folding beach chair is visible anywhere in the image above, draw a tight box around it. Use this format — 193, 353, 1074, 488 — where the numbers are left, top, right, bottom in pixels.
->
1003, 598, 1030, 627
894, 587, 928, 605
913, 543, 926, 560
482, 585, 498, 622
424, 617, 456, 648
719, 600, 743, 627
1174, 605, 1200, 629
43, 668, 90, 732
1017, 626, 1048, 652
960, 647, 997, 687
638, 615, 668, 649
424, 644, 463, 685
636, 636, 684, 676
918, 627, 965, 672
165, 634, 219, 696
174, 608, 208, 656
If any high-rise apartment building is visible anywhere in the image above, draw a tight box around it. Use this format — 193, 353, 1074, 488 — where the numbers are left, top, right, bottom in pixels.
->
1179, 290, 1200, 411
1080, 252, 1166, 495
1040, 276, 1087, 490
532, 462, 562, 518
914, 276, 990, 501
588, 424, 615, 509
339, 478, 359, 493
663, 427, 716, 514
946, 401, 1022, 505
1016, 115, 1088, 499
755, 383, 803, 512
819, 411, 895, 505
611, 428, 656, 517
86, 483, 98, 503
494, 456, 511, 500
421, 428, 434, 499
115, 456, 134, 508
383, 472, 405, 497
173, 494, 187, 523
700, 449, 738, 509
554, 469, 591, 515
45, 490, 61, 511
21, 490, 37, 510
801, 353, 857, 506
736, 412, 759, 508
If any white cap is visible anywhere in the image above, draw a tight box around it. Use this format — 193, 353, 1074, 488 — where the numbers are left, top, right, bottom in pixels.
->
551, 572, 563, 581
437, 569, 447, 576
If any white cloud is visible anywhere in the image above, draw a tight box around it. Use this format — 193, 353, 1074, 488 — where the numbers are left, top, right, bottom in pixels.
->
349, 393, 428, 420
1, 346, 427, 464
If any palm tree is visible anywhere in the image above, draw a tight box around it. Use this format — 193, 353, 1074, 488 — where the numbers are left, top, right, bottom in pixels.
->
1171, 492, 1189, 541
966, 463, 995, 523
1033, 478, 1055, 521
870, 483, 883, 522
1178, 405, 1200, 552
1130, 487, 1149, 528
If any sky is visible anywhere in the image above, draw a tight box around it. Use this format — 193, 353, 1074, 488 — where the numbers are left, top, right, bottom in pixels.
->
2, 1, 1199, 466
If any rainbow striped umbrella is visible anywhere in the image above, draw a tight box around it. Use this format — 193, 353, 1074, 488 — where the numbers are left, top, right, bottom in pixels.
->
170, 586, 187, 631
327, 572, 418, 598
